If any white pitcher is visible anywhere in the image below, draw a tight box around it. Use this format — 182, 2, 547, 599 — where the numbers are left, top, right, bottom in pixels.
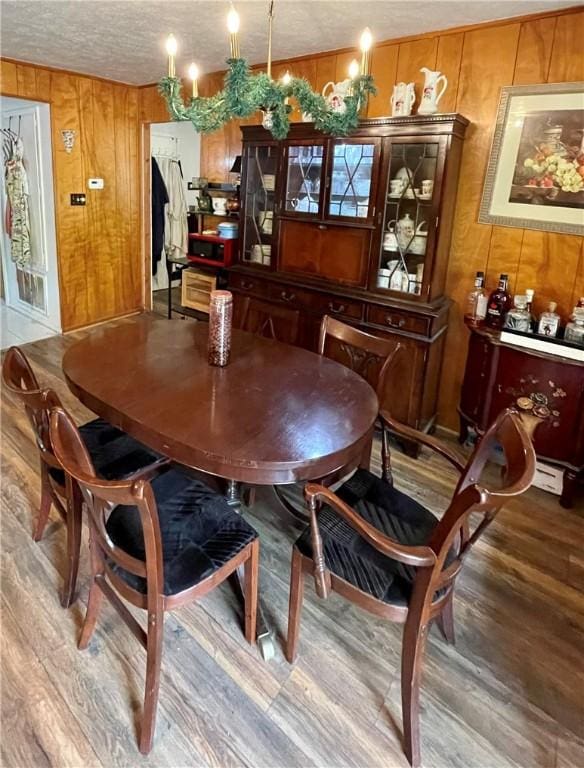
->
322, 79, 352, 114
418, 68, 448, 115
391, 82, 416, 117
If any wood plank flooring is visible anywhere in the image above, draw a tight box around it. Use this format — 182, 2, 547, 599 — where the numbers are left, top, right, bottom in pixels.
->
1, 318, 583, 768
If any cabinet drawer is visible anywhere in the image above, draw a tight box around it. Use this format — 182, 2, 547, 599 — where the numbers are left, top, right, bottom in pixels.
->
267, 282, 313, 309
311, 294, 363, 321
229, 273, 269, 298
366, 305, 430, 336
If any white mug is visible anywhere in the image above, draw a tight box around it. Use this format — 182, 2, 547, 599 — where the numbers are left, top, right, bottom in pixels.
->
389, 179, 405, 195
422, 179, 434, 197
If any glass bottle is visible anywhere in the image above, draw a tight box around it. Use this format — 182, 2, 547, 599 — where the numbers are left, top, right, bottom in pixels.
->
465, 271, 487, 326
537, 301, 561, 338
486, 274, 512, 330
564, 309, 584, 346
208, 290, 233, 366
525, 288, 535, 330
504, 295, 531, 332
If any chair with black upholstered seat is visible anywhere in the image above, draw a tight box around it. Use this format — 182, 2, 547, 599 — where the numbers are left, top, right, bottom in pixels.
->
286, 405, 540, 768
49, 406, 259, 755
2, 346, 164, 607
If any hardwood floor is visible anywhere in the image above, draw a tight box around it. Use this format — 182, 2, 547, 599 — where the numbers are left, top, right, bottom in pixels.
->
1, 318, 583, 768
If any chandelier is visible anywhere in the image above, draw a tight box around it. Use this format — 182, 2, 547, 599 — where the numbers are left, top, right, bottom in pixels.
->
158, 2, 376, 140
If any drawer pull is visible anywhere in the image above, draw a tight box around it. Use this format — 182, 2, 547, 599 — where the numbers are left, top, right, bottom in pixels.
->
328, 302, 346, 315
385, 315, 406, 329
318, 224, 328, 230
241, 280, 254, 291
280, 290, 296, 303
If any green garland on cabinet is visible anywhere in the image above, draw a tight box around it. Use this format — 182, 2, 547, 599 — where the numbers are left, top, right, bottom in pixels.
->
159, 58, 376, 140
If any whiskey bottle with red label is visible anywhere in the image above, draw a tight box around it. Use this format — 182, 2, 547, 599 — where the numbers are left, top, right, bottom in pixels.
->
485, 274, 512, 330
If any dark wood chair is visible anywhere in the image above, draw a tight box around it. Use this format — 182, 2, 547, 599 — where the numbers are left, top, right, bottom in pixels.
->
274, 316, 402, 517
286, 404, 540, 768
49, 406, 260, 754
1, 346, 163, 607
239, 296, 300, 345
318, 314, 402, 480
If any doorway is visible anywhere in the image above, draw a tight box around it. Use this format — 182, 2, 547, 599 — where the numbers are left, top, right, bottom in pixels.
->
149, 121, 201, 318
0, 96, 60, 348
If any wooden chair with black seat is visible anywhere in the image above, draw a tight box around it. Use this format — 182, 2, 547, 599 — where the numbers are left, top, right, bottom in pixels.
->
49, 406, 260, 754
1, 346, 165, 607
286, 398, 541, 768
274, 315, 401, 516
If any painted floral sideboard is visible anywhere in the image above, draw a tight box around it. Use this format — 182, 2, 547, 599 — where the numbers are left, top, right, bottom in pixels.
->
459, 327, 584, 508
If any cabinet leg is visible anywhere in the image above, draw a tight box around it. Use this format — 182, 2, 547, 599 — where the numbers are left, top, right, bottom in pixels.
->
560, 469, 579, 510
399, 438, 420, 460
458, 415, 469, 445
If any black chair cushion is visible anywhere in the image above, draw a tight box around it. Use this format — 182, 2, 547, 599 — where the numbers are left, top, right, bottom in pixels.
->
49, 418, 160, 485
105, 469, 258, 596
296, 469, 454, 606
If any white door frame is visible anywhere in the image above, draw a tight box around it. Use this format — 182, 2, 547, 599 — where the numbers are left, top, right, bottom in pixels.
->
0, 99, 61, 332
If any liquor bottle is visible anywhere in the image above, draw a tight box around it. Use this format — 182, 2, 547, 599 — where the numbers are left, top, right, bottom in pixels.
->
504, 295, 532, 332
465, 271, 488, 325
485, 274, 512, 329
537, 301, 561, 338
524, 288, 535, 331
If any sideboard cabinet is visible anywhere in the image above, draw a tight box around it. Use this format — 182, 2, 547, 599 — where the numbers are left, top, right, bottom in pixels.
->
228, 115, 468, 445
459, 327, 584, 507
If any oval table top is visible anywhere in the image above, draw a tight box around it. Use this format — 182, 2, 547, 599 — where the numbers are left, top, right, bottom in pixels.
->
62, 314, 378, 485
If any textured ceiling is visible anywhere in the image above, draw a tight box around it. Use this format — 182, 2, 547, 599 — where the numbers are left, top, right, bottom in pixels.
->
0, 0, 578, 85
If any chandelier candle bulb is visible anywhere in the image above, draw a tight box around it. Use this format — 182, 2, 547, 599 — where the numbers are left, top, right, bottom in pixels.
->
348, 59, 360, 80
281, 70, 292, 104
188, 63, 199, 98
359, 27, 373, 76
227, 4, 240, 59
165, 34, 177, 77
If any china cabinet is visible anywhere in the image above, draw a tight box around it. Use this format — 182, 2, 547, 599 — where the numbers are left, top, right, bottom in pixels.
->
228, 115, 468, 447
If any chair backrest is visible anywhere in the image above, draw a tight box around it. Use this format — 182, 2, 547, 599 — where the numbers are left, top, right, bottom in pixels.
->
317, 315, 401, 400
240, 296, 300, 345
420, 407, 537, 609
2, 346, 63, 466
49, 407, 164, 597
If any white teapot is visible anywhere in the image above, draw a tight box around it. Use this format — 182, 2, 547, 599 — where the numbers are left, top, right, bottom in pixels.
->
391, 82, 416, 117
418, 68, 448, 115
322, 79, 352, 114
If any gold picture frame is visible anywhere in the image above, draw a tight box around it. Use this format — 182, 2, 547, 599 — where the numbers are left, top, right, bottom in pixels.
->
479, 82, 584, 236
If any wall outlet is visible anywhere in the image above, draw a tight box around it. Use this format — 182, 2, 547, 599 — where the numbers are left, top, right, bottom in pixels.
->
88, 178, 104, 189
70, 193, 86, 206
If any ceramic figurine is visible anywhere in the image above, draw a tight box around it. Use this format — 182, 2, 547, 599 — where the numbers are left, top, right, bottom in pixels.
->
391, 82, 416, 117
418, 68, 448, 115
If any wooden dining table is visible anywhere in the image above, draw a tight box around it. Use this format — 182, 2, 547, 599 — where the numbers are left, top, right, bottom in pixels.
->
62, 313, 379, 657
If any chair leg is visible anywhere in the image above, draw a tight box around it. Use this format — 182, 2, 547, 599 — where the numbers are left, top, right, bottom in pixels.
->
61, 479, 82, 608
401, 616, 429, 768
78, 530, 104, 650
34, 463, 53, 542
436, 591, 455, 645
244, 540, 259, 645
139, 608, 164, 755
286, 546, 305, 663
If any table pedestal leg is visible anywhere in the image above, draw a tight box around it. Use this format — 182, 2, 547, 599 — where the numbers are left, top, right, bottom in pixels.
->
226, 480, 276, 661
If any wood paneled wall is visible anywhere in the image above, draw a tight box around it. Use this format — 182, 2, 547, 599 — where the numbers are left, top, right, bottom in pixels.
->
0, 60, 141, 331
141, 6, 583, 429
2, 5, 582, 429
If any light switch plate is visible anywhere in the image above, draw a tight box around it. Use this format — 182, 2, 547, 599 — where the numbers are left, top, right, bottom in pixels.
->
88, 178, 104, 189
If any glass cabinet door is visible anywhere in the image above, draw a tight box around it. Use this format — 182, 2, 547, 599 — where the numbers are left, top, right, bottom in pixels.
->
283, 143, 325, 217
376, 140, 441, 299
327, 140, 378, 220
241, 144, 278, 267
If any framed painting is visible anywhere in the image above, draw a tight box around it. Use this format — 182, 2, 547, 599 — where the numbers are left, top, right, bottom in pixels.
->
479, 82, 584, 235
